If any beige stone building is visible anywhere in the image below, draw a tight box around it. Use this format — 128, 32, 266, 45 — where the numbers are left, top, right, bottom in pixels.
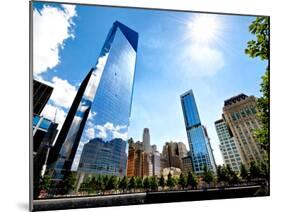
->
223, 94, 265, 167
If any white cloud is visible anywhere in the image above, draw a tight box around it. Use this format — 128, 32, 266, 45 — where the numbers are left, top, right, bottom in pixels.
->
85, 127, 95, 139
49, 76, 77, 109
184, 44, 225, 77
94, 122, 128, 140
33, 4, 77, 76
41, 103, 66, 129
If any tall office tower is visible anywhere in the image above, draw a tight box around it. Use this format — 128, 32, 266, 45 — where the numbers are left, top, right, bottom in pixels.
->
215, 119, 243, 172
180, 90, 216, 174
161, 141, 187, 171
182, 151, 193, 175
143, 128, 150, 153
33, 79, 53, 115
223, 94, 265, 166
47, 21, 138, 191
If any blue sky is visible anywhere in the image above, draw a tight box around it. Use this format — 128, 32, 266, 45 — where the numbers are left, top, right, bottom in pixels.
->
33, 2, 267, 166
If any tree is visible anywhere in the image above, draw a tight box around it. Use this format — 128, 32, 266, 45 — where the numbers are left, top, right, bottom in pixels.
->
240, 163, 249, 181
39, 174, 51, 191
225, 164, 239, 185
107, 175, 118, 192
128, 176, 137, 192
95, 175, 104, 193
103, 175, 109, 191
245, 17, 269, 155
166, 172, 175, 190
217, 165, 227, 186
143, 177, 151, 191
158, 175, 165, 190
150, 176, 158, 191
249, 161, 261, 180
119, 176, 128, 192
62, 172, 77, 194
178, 173, 186, 189
136, 176, 143, 191
187, 172, 197, 189
202, 166, 214, 187
259, 160, 269, 180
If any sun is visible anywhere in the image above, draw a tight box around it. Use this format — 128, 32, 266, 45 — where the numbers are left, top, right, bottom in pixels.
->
187, 14, 221, 45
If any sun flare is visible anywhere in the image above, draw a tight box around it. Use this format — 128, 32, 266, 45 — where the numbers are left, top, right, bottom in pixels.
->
187, 14, 221, 45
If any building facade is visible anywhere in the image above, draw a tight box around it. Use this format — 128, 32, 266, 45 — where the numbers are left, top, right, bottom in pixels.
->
127, 136, 160, 177
182, 151, 193, 175
215, 119, 243, 172
160, 141, 187, 171
47, 21, 138, 191
77, 138, 127, 176
180, 90, 216, 174
222, 94, 265, 166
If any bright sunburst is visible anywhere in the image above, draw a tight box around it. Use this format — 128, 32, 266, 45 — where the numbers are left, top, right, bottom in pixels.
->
187, 14, 222, 45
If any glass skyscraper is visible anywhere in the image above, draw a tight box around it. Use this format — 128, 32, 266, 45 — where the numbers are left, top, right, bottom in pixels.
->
180, 90, 216, 174
47, 21, 138, 191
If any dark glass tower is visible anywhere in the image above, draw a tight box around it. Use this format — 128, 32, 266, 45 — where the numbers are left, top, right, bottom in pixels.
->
47, 21, 138, 191
33, 79, 53, 115
75, 21, 138, 184
180, 90, 216, 174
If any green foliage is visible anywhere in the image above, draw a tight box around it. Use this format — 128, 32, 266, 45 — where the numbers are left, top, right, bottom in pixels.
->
202, 165, 214, 185
255, 69, 269, 154
62, 172, 77, 194
166, 172, 175, 189
187, 171, 197, 189
249, 161, 262, 180
39, 174, 51, 191
95, 175, 104, 192
150, 176, 158, 191
128, 176, 136, 191
158, 175, 165, 188
143, 177, 151, 191
240, 163, 249, 181
119, 176, 128, 191
245, 17, 269, 60
178, 173, 186, 189
225, 164, 239, 185
103, 175, 109, 190
107, 175, 118, 191
136, 176, 143, 189
245, 17, 269, 155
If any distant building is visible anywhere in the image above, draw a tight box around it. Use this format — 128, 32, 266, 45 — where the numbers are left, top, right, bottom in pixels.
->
160, 141, 188, 171
182, 151, 193, 175
127, 136, 160, 177
180, 90, 216, 174
215, 119, 243, 172
152, 151, 161, 176
143, 128, 150, 153
223, 94, 265, 166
